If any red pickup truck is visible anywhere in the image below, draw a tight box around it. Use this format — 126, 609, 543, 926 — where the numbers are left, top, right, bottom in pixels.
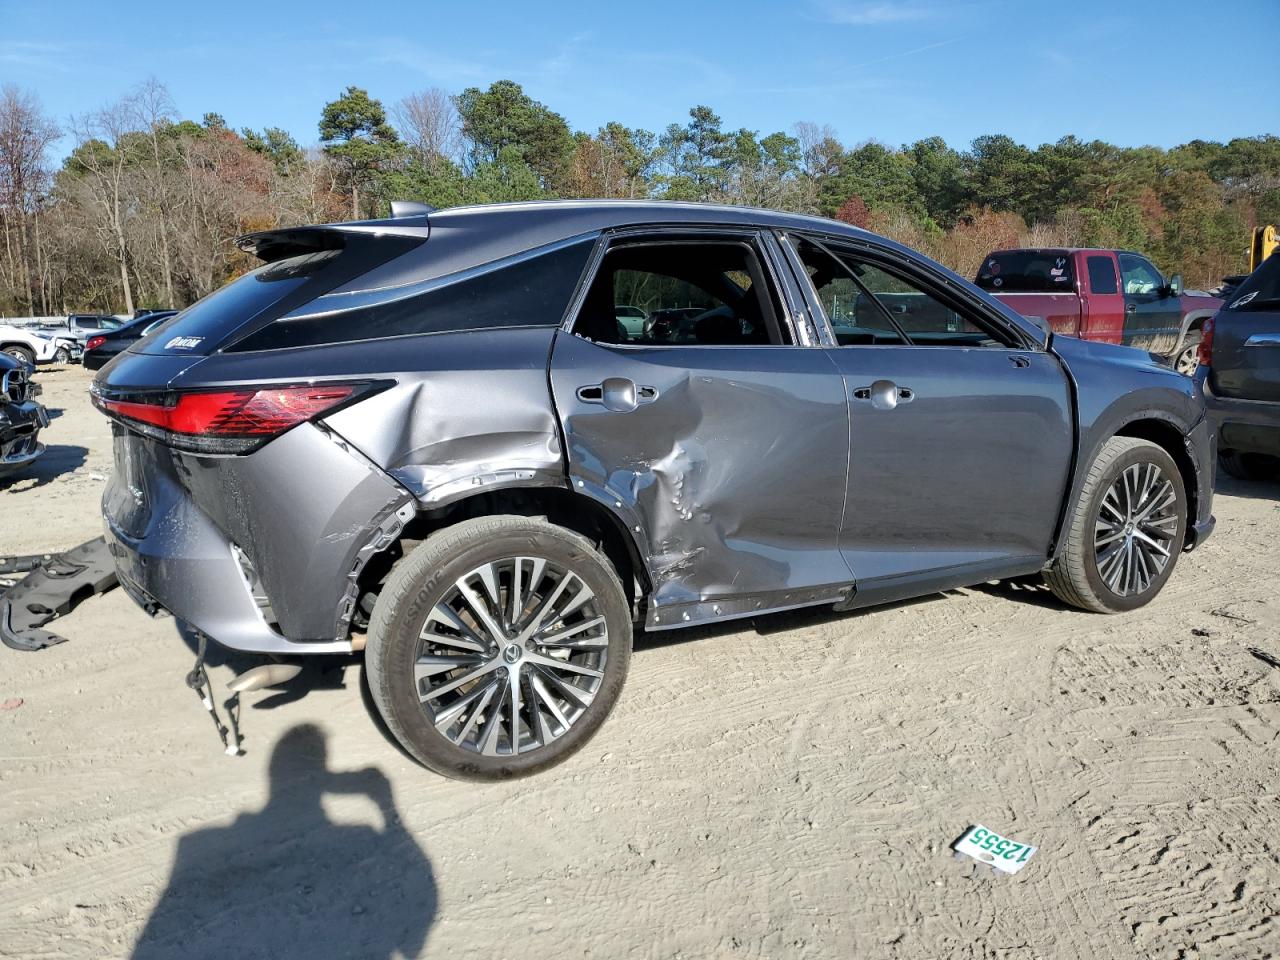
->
975, 248, 1221, 374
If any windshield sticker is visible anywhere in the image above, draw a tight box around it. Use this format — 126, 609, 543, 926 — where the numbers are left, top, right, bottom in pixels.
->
1055, 257, 1066, 269
1050, 268, 1063, 276
1231, 291, 1258, 308
165, 336, 204, 351
992, 277, 1003, 287
988, 260, 1001, 274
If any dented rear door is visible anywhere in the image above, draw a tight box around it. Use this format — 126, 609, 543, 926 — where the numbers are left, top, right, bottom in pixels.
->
549, 333, 852, 628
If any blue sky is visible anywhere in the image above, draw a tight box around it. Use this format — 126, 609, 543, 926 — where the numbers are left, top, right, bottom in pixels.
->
3, 0, 1277, 159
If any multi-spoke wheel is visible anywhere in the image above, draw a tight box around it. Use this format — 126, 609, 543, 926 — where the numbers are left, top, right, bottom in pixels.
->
365, 515, 631, 779
1092, 462, 1178, 597
1045, 437, 1187, 613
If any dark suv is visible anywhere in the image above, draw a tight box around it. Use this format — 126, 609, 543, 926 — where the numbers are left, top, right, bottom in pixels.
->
1198, 252, 1280, 481
93, 201, 1215, 779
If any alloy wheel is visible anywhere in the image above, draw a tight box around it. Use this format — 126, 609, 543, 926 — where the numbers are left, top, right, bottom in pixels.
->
1093, 462, 1179, 597
1174, 344, 1198, 376
413, 557, 609, 757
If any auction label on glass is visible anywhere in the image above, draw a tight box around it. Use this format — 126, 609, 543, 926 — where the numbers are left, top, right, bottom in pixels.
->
953, 824, 1036, 875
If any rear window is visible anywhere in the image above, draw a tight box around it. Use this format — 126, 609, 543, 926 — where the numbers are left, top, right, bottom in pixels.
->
136, 234, 424, 356
975, 252, 1075, 293
1225, 252, 1280, 312
230, 237, 595, 352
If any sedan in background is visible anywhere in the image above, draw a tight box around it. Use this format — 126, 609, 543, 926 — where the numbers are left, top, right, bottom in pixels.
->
83, 311, 178, 371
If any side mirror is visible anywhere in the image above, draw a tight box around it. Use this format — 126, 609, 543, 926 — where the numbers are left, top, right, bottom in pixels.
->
1167, 274, 1184, 297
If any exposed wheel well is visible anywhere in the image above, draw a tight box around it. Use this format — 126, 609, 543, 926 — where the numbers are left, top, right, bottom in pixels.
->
1114, 419, 1199, 542
353, 487, 648, 630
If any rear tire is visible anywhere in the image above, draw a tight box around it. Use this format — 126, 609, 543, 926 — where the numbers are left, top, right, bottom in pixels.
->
366, 515, 632, 780
1171, 332, 1201, 376
1045, 437, 1187, 613
1219, 450, 1280, 482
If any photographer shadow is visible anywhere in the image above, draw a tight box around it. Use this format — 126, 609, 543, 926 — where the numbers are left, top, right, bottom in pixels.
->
131, 724, 436, 960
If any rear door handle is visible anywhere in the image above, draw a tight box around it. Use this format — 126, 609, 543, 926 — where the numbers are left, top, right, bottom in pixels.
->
1244, 333, 1280, 346
576, 377, 658, 412
852, 379, 913, 411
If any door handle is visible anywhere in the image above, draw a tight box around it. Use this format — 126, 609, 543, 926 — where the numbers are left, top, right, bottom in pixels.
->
1244, 333, 1280, 347
576, 377, 658, 412
852, 379, 913, 411
1125, 303, 1137, 313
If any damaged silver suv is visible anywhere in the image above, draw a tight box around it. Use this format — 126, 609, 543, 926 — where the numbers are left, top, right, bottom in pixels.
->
93, 200, 1215, 779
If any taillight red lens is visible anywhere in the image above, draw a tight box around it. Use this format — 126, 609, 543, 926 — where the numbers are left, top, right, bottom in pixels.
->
86, 336, 106, 351
94, 384, 360, 453
1197, 316, 1214, 368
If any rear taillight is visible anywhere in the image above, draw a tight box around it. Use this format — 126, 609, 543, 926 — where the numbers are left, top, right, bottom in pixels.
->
1197, 317, 1214, 368
85, 335, 106, 351
91, 383, 372, 454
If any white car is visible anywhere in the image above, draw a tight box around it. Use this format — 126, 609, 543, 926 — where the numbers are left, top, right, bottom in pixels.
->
0, 325, 79, 367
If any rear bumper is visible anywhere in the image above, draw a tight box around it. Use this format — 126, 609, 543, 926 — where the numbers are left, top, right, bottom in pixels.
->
102, 422, 414, 654
1200, 371, 1280, 458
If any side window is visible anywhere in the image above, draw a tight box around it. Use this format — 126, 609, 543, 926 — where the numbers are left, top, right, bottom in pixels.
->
794, 235, 1004, 347
1086, 255, 1118, 295
229, 238, 593, 351
791, 237, 905, 345
1119, 254, 1163, 295
573, 239, 790, 346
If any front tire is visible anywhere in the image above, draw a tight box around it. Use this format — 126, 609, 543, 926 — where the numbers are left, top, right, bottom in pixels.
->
366, 515, 632, 780
1045, 437, 1187, 613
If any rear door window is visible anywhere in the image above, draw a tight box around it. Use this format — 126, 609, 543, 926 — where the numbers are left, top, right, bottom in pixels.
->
975, 251, 1074, 292
1086, 255, 1118, 295
573, 238, 791, 346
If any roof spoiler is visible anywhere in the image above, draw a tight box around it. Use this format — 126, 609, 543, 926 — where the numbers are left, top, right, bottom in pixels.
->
235, 227, 348, 263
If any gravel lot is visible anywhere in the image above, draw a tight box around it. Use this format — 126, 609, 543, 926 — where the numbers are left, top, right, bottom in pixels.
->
2, 365, 1279, 959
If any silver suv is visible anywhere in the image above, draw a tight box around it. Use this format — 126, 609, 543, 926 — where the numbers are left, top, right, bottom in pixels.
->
93, 200, 1215, 779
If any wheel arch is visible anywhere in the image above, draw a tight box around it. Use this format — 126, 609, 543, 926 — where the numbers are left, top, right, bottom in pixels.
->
354, 486, 652, 628
1111, 417, 1201, 546
1173, 309, 1216, 353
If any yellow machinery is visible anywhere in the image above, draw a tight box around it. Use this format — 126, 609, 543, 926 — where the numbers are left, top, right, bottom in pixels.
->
1250, 224, 1278, 272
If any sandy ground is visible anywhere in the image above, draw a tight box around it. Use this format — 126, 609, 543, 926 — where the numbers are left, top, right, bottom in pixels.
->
1, 365, 1278, 960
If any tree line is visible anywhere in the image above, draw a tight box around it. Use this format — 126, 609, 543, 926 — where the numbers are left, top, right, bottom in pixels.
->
1, 77, 1277, 315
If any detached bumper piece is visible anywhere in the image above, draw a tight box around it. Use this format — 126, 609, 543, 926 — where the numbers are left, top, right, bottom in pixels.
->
0, 537, 119, 651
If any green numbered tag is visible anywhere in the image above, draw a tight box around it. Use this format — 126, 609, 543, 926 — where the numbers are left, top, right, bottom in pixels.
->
954, 824, 1036, 875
